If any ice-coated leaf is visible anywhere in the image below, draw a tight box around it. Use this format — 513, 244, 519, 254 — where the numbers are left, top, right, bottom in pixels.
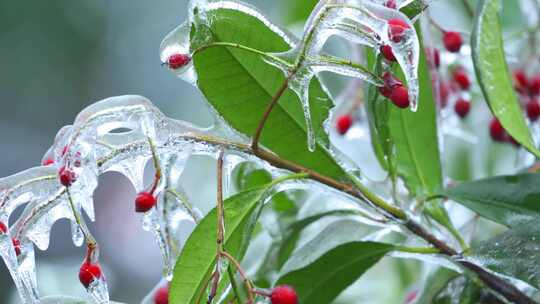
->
388, 27, 442, 199
472, 0, 540, 158
364, 52, 394, 171
400, 0, 429, 19
470, 218, 540, 289
169, 179, 293, 304
187, 3, 347, 180
414, 268, 459, 304
441, 173, 540, 227
276, 209, 366, 268
277, 220, 393, 304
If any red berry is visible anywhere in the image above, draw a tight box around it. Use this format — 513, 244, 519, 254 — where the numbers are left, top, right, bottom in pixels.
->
453, 68, 470, 90
489, 118, 506, 142
79, 262, 102, 288
514, 70, 529, 94
385, 0, 397, 9
426, 48, 440, 69
167, 54, 191, 70
389, 85, 410, 108
443, 31, 462, 53
271, 285, 298, 304
388, 18, 410, 43
58, 166, 76, 187
0, 222, 7, 234
42, 158, 54, 166
380, 44, 396, 61
454, 98, 471, 118
12, 238, 21, 256
154, 286, 169, 304
135, 192, 157, 213
336, 115, 353, 135
529, 75, 540, 96
527, 100, 540, 121
405, 290, 418, 304
437, 81, 450, 108
379, 71, 402, 97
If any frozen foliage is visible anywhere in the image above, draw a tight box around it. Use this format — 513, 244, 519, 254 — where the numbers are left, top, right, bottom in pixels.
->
161, 0, 420, 152
0, 95, 263, 303
0, 93, 391, 303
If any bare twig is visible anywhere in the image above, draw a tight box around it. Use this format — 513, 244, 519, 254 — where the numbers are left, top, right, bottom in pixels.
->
148, 137, 162, 194
66, 189, 98, 263
207, 151, 226, 304
251, 74, 295, 152
220, 251, 255, 304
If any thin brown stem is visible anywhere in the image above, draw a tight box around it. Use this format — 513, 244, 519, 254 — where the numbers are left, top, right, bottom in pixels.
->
207, 270, 220, 304
220, 251, 255, 304
251, 73, 295, 152
208, 151, 226, 304
216, 152, 225, 251
66, 189, 100, 265
148, 137, 162, 194
66, 189, 97, 249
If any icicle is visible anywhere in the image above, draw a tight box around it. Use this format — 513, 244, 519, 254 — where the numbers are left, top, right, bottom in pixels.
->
71, 220, 84, 247
0, 235, 38, 303
87, 277, 110, 304
221, 153, 248, 198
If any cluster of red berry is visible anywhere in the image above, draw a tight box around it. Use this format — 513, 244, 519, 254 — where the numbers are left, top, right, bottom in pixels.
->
484, 69, 540, 146
336, 17, 413, 136
451, 66, 472, 119
513, 69, 540, 123
427, 24, 473, 120
41, 143, 160, 289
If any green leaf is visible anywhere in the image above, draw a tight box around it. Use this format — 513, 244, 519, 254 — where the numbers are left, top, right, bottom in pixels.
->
170, 180, 285, 303
401, 0, 429, 19
277, 220, 393, 303
388, 28, 442, 199
414, 268, 459, 304
472, 218, 540, 289
190, 6, 346, 180
385, 27, 459, 239
364, 26, 458, 240
441, 173, 540, 227
281, 0, 318, 25
233, 164, 297, 212
365, 51, 394, 172
276, 209, 364, 268
472, 0, 540, 157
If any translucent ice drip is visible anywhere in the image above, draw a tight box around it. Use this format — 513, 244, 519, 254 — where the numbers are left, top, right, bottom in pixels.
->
221, 153, 246, 199
303, 0, 420, 110
0, 167, 66, 303
0, 234, 38, 303
87, 275, 110, 304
